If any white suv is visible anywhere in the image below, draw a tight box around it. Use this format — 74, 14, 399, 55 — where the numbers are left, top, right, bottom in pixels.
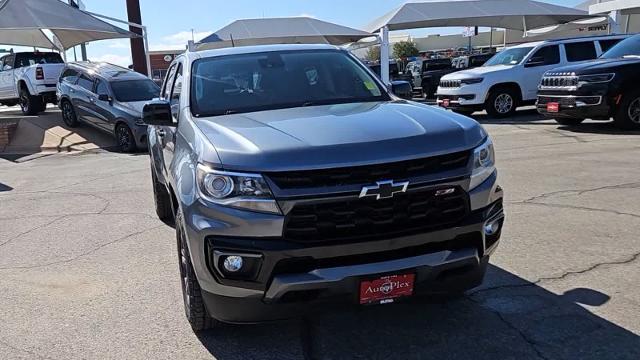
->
436, 35, 629, 117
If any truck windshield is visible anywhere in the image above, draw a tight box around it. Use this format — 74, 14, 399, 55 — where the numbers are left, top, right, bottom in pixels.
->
14, 53, 64, 68
601, 35, 640, 59
484, 47, 534, 66
111, 80, 160, 102
190, 50, 389, 117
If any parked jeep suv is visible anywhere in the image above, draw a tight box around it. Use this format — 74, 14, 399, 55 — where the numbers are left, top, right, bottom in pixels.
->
537, 34, 640, 130
57, 62, 160, 152
436, 35, 628, 117
144, 44, 504, 331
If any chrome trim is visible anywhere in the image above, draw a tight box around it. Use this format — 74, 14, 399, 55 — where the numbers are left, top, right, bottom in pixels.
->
537, 95, 603, 107
359, 180, 410, 200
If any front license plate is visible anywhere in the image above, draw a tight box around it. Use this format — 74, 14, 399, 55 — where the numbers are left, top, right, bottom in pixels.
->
547, 102, 559, 113
442, 99, 450, 107
359, 274, 415, 305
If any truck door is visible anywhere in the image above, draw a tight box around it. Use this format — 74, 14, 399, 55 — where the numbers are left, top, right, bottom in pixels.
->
0, 55, 16, 99
521, 45, 560, 100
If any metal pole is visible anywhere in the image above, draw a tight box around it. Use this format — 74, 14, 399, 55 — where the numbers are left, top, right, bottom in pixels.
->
522, 16, 528, 37
126, 0, 148, 75
489, 27, 493, 52
380, 26, 390, 87
142, 26, 152, 77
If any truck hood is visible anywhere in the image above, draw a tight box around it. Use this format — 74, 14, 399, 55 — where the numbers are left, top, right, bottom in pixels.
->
546, 57, 640, 74
441, 64, 514, 80
193, 101, 486, 172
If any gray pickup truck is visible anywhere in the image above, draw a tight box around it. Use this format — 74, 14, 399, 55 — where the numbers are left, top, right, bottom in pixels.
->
143, 44, 504, 332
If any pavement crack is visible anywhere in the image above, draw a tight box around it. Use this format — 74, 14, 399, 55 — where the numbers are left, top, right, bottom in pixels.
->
516, 181, 640, 203
0, 225, 164, 270
513, 201, 640, 219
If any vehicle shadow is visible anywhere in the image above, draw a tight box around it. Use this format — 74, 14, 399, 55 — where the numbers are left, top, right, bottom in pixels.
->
195, 265, 640, 360
0, 106, 146, 162
557, 121, 640, 136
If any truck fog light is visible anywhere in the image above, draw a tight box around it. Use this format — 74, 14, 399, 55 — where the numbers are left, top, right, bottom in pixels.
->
484, 221, 500, 236
223, 256, 243, 272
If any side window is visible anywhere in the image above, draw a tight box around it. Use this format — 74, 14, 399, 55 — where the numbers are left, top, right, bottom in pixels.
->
170, 64, 183, 106
2, 55, 14, 70
95, 79, 109, 95
527, 45, 560, 66
162, 63, 178, 99
565, 42, 597, 62
77, 74, 94, 92
600, 39, 622, 53
60, 69, 79, 84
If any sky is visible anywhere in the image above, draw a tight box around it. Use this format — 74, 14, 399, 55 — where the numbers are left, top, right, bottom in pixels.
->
4, 0, 584, 67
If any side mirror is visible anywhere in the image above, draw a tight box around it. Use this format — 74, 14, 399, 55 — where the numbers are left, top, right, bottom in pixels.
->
142, 99, 175, 127
525, 56, 546, 68
2, 64, 12, 71
98, 94, 111, 102
391, 81, 413, 100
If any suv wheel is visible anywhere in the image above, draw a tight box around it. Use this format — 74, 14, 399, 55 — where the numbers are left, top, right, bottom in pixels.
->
176, 210, 217, 332
19, 87, 43, 116
115, 124, 136, 153
614, 92, 640, 130
486, 88, 518, 118
61, 100, 79, 127
555, 118, 584, 126
151, 166, 174, 223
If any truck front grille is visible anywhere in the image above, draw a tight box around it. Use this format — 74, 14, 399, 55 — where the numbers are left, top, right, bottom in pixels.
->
540, 74, 578, 89
284, 186, 469, 243
439, 79, 462, 88
265, 151, 471, 190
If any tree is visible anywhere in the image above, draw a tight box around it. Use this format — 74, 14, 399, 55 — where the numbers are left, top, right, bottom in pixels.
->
393, 40, 420, 59
366, 46, 381, 62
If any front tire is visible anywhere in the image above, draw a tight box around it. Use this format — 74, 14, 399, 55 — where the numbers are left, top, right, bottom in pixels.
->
614, 92, 640, 130
151, 165, 174, 223
61, 100, 79, 127
485, 87, 518, 118
555, 118, 585, 126
115, 124, 136, 153
176, 210, 217, 332
19, 87, 44, 116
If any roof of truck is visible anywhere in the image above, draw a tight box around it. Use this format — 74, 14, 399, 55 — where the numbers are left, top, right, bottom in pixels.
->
67, 62, 148, 82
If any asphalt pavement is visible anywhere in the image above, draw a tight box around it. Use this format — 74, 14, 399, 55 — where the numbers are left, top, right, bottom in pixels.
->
0, 109, 639, 359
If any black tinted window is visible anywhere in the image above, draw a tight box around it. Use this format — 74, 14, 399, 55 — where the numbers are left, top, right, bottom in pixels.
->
171, 64, 183, 106
565, 42, 597, 62
528, 45, 560, 66
2, 55, 14, 69
111, 80, 160, 102
77, 74, 94, 92
600, 39, 623, 53
60, 69, 79, 83
191, 50, 388, 117
162, 63, 178, 99
14, 52, 64, 68
95, 79, 109, 95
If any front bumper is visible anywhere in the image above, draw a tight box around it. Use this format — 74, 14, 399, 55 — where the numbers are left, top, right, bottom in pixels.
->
436, 84, 487, 106
182, 174, 504, 323
536, 94, 611, 120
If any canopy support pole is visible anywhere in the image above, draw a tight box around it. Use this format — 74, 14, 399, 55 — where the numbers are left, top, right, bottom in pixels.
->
83, 10, 152, 77
380, 26, 391, 87
522, 16, 528, 37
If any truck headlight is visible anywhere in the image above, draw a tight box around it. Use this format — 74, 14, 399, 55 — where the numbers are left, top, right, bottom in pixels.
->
578, 73, 614, 84
460, 78, 484, 85
196, 164, 281, 214
469, 137, 496, 190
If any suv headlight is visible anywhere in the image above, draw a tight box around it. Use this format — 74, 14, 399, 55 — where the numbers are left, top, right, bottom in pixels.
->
469, 137, 496, 190
578, 73, 615, 84
196, 164, 281, 214
460, 78, 484, 85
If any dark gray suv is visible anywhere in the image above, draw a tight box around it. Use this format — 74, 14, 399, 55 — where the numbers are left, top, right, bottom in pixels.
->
144, 44, 504, 332
56, 62, 160, 152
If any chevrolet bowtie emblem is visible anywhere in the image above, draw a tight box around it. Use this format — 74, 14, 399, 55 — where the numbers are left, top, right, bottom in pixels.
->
359, 180, 410, 200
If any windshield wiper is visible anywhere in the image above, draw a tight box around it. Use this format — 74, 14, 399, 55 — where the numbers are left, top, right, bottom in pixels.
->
301, 101, 315, 107
224, 110, 238, 115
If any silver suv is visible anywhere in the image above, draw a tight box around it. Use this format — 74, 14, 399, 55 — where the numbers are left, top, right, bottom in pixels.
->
144, 44, 504, 331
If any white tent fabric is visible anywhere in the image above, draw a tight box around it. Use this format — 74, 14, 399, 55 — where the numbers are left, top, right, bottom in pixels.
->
197, 17, 373, 50
367, 0, 595, 33
0, 0, 138, 50
524, 17, 610, 38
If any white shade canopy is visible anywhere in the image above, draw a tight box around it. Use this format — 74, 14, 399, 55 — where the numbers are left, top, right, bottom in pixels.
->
367, 0, 595, 33
0, 0, 138, 50
197, 17, 373, 50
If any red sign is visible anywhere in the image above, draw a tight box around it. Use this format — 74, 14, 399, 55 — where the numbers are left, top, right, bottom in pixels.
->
442, 99, 450, 108
359, 274, 415, 305
547, 102, 559, 113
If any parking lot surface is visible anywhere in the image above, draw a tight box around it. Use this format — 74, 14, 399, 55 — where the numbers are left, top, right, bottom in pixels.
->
1, 109, 639, 359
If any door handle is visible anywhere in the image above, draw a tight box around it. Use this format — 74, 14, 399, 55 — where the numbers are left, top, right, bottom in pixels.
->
157, 129, 166, 137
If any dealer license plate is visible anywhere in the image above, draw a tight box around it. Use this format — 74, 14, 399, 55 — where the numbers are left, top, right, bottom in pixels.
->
359, 274, 415, 305
442, 99, 450, 108
547, 102, 559, 113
